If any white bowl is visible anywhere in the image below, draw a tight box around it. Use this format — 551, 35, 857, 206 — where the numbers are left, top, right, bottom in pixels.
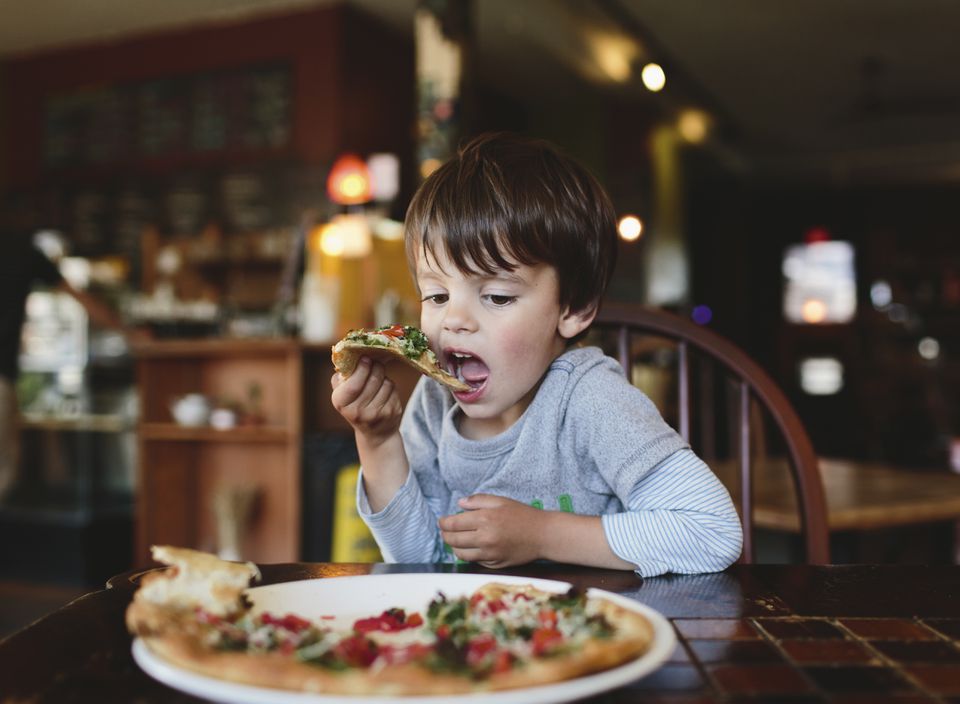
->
170, 394, 211, 427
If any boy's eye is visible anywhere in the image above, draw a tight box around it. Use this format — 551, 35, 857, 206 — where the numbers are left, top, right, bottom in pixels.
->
486, 294, 516, 307
423, 293, 448, 305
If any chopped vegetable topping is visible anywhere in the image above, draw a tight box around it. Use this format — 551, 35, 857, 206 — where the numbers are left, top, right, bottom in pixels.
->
191, 584, 613, 680
345, 325, 431, 360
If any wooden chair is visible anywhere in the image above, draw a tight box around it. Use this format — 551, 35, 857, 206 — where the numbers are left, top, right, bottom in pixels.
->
591, 302, 830, 563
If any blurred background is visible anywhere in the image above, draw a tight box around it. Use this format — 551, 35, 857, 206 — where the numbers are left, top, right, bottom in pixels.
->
0, 0, 958, 604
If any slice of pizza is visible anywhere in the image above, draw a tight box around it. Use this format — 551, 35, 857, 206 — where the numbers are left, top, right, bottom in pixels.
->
126, 545, 261, 637
423, 581, 655, 690
331, 324, 470, 392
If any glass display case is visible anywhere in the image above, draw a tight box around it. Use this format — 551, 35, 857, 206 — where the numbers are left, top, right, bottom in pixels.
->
0, 290, 136, 586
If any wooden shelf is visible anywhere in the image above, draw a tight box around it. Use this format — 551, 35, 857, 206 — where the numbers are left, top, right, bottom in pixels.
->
139, 423, 291, 442
133, 338, 308, 567
21, 413, 132, 433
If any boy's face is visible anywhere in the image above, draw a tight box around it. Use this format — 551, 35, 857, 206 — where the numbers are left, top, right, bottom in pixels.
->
415, 246, 590, 440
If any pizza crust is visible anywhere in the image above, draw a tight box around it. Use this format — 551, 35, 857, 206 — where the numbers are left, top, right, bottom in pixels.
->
332, 337, 470, 392
126, 545, 260, 636
140, 633, 481, 696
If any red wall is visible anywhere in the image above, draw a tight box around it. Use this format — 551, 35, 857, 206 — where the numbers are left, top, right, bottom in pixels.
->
1, 3, 412, 187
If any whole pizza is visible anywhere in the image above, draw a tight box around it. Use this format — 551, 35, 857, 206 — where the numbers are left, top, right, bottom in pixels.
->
127, 546, 655, 696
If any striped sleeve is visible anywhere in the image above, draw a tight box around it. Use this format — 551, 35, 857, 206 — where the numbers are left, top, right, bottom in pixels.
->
356, 468, 450, 563
601, 448, 743, 577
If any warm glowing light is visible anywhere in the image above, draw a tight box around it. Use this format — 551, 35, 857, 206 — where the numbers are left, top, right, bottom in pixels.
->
319, 224, 345, 257
801, 299, 828, 323
420, 158, 442, 179
641, 63, 666, 92
783, 241, 857, 324
804, 226, 831, 244
591, 34, 635, 83
308, 224, 327, 253
677, 109, 710, 143
339, 174, 367, 200
322, 214, 373, 258
617, 215, 643, 241
373, 217, 405, 241
327, 154, 372, 205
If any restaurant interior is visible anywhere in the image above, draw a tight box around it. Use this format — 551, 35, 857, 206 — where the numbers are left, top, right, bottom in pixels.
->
1, 0, 959, 638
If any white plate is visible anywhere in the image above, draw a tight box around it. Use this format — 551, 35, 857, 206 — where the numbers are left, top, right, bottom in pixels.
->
132, 572, 675, 704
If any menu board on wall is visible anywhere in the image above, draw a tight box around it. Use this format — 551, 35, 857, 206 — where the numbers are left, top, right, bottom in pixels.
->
42, 64, 292, 169
138, 78, 190, 157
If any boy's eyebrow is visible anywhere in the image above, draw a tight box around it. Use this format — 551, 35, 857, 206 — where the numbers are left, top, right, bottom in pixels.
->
416, 267, 527, 286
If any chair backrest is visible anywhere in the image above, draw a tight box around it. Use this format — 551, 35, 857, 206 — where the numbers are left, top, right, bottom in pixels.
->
591, 301, 829, 564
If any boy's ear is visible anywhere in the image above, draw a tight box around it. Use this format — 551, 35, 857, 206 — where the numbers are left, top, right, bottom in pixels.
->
558, 304, 597, 340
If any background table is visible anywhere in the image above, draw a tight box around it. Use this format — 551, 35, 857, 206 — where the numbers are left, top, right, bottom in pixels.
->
3, 562, 960, 702
721, 457, 960, 532
715, 457, 960, 562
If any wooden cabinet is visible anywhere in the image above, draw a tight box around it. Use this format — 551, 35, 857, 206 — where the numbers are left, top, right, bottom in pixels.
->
132, 338, 421, 568
134, 339, 306, 566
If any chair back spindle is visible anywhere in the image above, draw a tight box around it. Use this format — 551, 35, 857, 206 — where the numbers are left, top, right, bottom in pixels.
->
592, 302, 829, 564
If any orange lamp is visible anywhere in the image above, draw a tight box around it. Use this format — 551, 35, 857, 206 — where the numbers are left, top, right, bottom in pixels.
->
327, 154, 372, 205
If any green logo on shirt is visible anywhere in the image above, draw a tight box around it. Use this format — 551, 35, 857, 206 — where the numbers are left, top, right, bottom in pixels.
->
530, 494, 574, 512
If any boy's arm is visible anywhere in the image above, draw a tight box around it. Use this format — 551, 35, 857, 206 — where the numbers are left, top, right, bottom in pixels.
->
331, 357, 408, 511
441, 450, 742, 574
358, 467, 449, 562
601, 449, 743, 576
331, 360, 448, 562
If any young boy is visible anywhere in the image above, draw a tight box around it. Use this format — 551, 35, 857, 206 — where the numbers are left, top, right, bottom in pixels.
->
331, 133, 742, 576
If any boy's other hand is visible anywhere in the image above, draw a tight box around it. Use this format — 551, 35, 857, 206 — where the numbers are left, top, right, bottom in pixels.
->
330, 356, 403, 446
439, 494, 546, 568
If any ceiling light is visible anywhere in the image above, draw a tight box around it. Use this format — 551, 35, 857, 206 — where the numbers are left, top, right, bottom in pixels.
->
617, 215, 643, 241
641, 63, 666, 92
677, 109, 710, 143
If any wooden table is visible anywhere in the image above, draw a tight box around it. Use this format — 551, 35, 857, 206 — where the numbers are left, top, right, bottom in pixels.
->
3, 562, 960, 701
715, 456, 960, 532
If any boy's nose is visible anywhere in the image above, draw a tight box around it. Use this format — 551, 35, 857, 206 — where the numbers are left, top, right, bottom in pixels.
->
442, 300, 478, 333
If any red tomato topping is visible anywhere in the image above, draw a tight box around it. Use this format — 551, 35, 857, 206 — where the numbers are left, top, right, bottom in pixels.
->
333, 634, 378, 667
261, 612, 312, 632
531, 627, 564, 656
353, 608, 422, 633
469, 594, 505, 614
487, 599, 506, 613
380, 324, 406, 338
466, 633, 499, 667
195, 609, 222, 625
538, 608, 558, 628
493, 650, 514, 674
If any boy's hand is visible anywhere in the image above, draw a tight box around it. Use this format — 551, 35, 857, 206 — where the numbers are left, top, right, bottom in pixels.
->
439, 494, 546, 568
330, 356, 403, 445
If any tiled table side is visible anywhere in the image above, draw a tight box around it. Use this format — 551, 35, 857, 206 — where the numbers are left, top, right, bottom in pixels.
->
596, 564, 960, 703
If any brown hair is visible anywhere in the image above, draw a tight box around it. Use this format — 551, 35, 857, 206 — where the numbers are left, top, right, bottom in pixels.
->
404, 132, 618, 316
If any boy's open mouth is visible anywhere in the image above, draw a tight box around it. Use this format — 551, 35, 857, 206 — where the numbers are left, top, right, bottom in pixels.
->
445, 350, 489, 391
